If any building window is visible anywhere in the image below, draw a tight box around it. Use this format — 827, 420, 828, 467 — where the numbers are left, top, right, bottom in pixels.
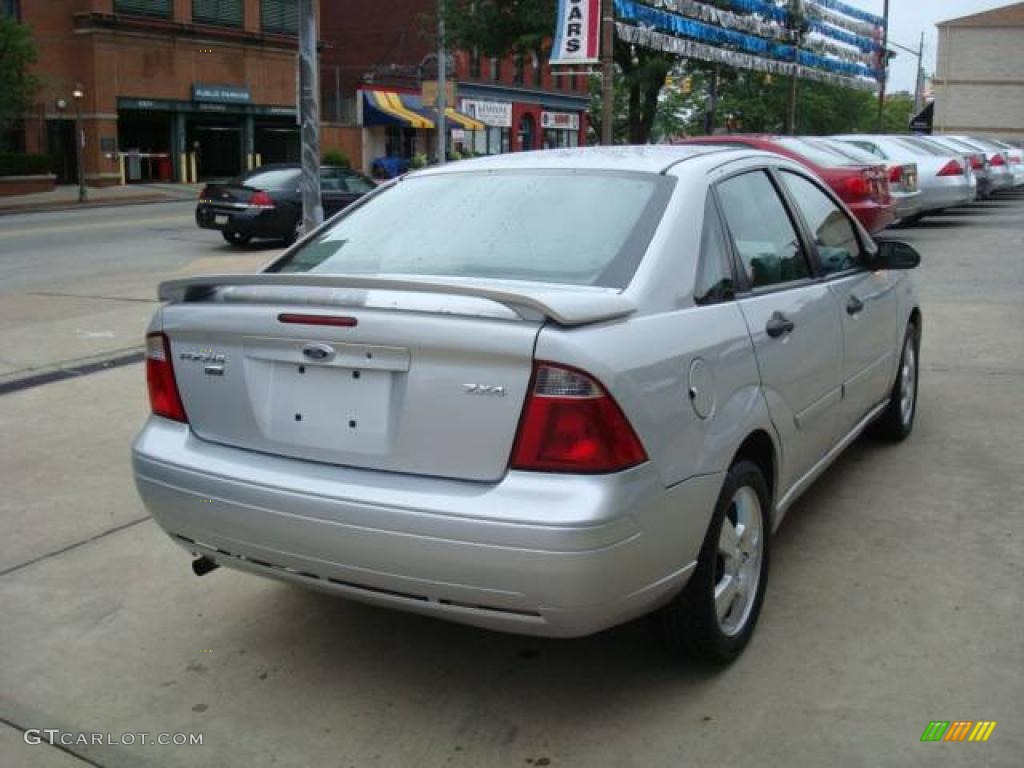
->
114, 0, 172, 17
469, 48, 481, 79
570, 74, 578, 91
532, 53, 542, 87
513, 54, 524, 86
262, 0, 297, 35
2, 0, 21, 20
193, 0, 243, 27
489, 57, 501, 82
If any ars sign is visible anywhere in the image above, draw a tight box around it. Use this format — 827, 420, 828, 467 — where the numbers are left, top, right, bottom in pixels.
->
550, 0, 600, 65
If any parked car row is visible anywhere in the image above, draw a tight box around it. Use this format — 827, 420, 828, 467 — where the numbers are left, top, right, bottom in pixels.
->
675, 133, 1022, 233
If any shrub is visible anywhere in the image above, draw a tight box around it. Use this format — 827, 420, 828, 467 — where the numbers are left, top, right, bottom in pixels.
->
0, 153, 51, 177
321, 148, 350, 167
409, 153, 429, 170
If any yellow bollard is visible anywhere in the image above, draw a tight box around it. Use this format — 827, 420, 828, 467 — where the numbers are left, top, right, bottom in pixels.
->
119, 154, 126, 186
255, 153, 262, 168
180, 154, 188, 184
189, 153, 198, 184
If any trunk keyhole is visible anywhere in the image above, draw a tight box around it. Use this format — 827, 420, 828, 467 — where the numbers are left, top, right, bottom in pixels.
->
348, 420, 357, 429
295, 414, 302, 422
298, 365, 305, 374
352, 370, 360, 380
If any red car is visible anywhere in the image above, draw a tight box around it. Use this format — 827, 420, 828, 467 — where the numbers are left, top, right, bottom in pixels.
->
675, 135, 896, 234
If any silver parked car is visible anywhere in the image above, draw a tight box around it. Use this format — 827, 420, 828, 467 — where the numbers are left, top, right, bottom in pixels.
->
832, 134, 976, 217
814, 137, 923, 224
927, 135, 1014, 195
133, 147, 923, 663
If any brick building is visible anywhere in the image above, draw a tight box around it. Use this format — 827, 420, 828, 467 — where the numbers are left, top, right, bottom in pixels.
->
934, 2, 1024, 140
319, 0, 590, 175
13, 0, 315, 186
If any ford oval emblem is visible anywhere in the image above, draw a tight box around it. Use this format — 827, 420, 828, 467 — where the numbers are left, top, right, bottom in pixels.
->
302, 343, 335, 362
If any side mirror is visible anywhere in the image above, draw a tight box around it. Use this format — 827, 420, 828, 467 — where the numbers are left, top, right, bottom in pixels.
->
874, 240, 921, 270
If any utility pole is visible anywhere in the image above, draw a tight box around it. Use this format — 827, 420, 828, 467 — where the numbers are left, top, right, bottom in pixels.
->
298, 0, 322, 235
437, 0, 447, 164
913, 30, 925, 113
704, 65, 719, 135
600, 0, 614, 145
785, 0, 802, 135
876, 0, 890, 132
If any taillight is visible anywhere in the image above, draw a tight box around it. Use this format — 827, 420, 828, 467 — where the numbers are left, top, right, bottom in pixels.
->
969, 155, 985, 171
938, 159, 964, 177
199, 186, 210, 201
510, 362, 647, 473
889, 165, 902, 184
844, 173, 872, 199
248, 190, 275, 208
146, 333, 187, 423
990, 154, 1007, 167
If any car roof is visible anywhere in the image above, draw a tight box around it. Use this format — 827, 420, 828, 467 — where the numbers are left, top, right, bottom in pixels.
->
415, 145, 750, 176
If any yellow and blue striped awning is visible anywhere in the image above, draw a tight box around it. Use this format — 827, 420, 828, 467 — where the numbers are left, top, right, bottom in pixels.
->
362, 90, 486, 132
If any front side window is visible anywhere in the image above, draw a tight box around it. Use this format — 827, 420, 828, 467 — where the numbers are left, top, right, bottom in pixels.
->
716, 171, 809, 289
780, 171, 863, 276
270, 171, 671, 289
114, 0, 172, 17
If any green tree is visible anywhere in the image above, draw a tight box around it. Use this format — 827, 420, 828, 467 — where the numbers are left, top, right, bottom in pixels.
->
445, 0, 672, 144
0, 16, 39, 151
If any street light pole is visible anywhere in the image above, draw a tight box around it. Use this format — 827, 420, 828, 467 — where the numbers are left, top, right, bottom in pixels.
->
72, 84, 86, 203
437, 0, 447, 165
600, 0, 614, 146
297, 0, 322, 235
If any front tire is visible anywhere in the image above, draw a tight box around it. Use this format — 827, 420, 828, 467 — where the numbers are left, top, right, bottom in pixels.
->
660, 460, 771, 664
872, 321, 920, 442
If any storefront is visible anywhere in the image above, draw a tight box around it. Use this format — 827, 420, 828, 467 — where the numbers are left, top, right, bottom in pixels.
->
457, 84, 588, 154
118, 86, 298, 183
358, 86, 484, 177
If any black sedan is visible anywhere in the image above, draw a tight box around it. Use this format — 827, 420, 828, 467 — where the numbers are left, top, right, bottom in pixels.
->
196, 164, 376, 246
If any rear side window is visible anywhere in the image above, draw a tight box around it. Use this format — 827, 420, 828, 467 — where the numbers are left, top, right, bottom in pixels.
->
779, 171, 863, 276
694, 194, 735, 304
270, 171, 671, 289
239, 168, 300, 189
341, 173, 375, 194
716, 171, 809, 289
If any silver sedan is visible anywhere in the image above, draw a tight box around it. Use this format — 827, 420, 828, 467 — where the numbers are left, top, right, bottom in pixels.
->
133, 147, 923, 663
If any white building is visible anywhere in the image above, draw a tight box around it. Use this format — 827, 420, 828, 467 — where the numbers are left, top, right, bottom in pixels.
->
934, 2, 1024, 139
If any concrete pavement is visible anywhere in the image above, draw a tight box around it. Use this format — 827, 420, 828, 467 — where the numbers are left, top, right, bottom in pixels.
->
1, 194, 1022, 767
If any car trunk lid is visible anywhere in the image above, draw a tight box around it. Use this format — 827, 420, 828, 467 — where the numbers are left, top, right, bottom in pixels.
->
158, 275, 635, 482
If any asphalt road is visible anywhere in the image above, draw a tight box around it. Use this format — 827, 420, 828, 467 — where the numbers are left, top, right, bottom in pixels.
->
0, 202, 279, 381
1, 193, 1022, 768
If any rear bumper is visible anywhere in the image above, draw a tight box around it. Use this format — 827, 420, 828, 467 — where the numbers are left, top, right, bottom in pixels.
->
195, 204, 291, 239
849, 200, 897, 234
892, 190, 923, 221
132, 418, 720, 637
919, 178, 974, 211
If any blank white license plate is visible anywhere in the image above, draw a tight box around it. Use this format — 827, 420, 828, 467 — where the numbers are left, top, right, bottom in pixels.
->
266, 363, 391, 453
214, 215, 228, 226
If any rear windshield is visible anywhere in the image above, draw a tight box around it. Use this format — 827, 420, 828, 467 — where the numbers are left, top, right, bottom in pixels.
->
775, 137, 863, 167
895, 137, 948, 157
818, 139, 883, 164
237, 168, 300, 189
269, 171, 671, 288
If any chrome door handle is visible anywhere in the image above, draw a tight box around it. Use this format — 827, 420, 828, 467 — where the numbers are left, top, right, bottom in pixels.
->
765, 312, 795, 338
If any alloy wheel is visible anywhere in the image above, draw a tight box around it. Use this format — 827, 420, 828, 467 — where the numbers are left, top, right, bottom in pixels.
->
714, 486, 764, 637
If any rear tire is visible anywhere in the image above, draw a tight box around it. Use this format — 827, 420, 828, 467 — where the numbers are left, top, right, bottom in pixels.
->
871, 321, 920, 442
660, 460, 771, 664
222, 230, 252, 246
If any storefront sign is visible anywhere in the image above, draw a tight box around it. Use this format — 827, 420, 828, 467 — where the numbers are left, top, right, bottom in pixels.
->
460, 99, 513, 128
192, 83, 252, 104
422, 80, 458, 108
550, 0, 600, 65
541, 111, 580, 131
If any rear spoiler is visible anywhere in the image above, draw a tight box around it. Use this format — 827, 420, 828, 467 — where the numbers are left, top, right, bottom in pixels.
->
157, 273, 636, 327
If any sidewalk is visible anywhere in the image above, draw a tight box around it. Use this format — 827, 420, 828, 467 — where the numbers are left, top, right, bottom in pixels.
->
0, 182, 202, 215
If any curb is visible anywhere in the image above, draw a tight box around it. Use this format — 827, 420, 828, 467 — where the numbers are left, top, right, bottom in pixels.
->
0, 347, 145, 396
0, 194, 195, 216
